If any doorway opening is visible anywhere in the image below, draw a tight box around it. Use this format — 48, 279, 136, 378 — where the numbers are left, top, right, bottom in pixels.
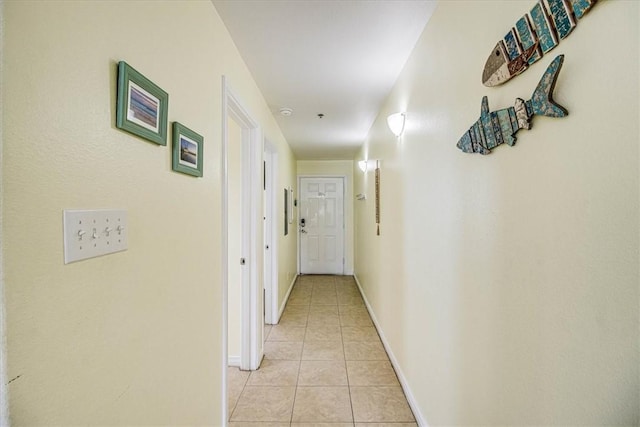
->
221, 77, 264, 423
263, 141, 279, 325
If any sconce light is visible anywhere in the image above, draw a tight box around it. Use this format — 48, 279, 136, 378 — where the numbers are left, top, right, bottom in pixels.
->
358, 160, 367, 173
358, 159, 378, 173
387, 112, 406, 137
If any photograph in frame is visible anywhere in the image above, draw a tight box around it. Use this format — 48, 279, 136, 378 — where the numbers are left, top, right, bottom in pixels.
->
172, 122, 203, 177
116, 61, 168, 145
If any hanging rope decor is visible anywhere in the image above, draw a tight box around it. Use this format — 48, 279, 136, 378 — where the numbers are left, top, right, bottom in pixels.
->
375, 161, 380, 236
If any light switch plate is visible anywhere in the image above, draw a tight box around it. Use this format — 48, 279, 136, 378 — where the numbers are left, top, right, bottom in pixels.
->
63, 209, 128, 264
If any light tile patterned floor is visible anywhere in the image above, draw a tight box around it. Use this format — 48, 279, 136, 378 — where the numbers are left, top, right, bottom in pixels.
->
228, 275, 416, 426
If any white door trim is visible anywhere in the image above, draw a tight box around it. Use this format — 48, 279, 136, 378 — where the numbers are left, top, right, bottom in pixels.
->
0, 8, 9, 420
221, 76, 263, 424
297, 175, 346, 275
263, 140, 279, 325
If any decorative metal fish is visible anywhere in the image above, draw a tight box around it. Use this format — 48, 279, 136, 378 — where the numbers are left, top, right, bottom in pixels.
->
458, 55, 568, 155
482, 0, 596, 87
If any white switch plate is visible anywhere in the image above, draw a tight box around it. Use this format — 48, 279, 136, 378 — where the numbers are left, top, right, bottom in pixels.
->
63, 209, 128, 264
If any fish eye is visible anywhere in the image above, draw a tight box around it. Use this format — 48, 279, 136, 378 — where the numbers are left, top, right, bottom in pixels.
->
496, 50, 500, 56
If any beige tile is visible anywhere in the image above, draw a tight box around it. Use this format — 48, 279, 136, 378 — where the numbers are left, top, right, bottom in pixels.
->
288, 293, 311, 305
230, 386, 296, 422
312, 287, 336, 294
311, 294, 338, 305
302, 340, 345, 361
338, 305, 369, 315
267, 325, 306, 342
308, 312, 341, 327
264, 341, 303, 360
284, 304, 310, 315
228, 366, 250, 387
291, 286, 312, 296
247, 359, 300, 386
230, 423, 290, 427
346, 361, 399, 386
298, 360, 348, 386
310, 274, 336, 282
312, 286, 336, 293
341, 326, 380, 342
338, 293, 365, 306
292, 386, 353, 423
355, 424, 416, 427
309, 304, 339, 314
350, 386, 415, 423
279, 311, 309, 326
336, 289, 361, 300
306, 324, 342, 341
339, 312, 373, 327
264, 324, 272, 340
293, 424, 354, 427
343, 341, 388, 361
294, 277, 315, 286
292, 284, 314, 293
227, 367, 250, 415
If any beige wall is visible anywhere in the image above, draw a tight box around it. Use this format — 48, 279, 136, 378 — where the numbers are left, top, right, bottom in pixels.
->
297, 160, 355, 275
278, 150, 298, 312
354, 1, 639, 425
1, 1, 296, 424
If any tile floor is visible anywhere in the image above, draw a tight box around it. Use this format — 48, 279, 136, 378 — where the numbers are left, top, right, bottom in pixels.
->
228, 275, 417, 426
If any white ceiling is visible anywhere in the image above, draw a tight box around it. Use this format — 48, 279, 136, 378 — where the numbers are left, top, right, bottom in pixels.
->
212, 0, 436, 160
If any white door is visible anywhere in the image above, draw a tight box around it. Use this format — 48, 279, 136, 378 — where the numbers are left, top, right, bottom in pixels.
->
299, 177, 344, 274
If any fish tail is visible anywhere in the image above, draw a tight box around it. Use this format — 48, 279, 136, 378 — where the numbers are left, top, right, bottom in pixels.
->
530, 55, 568, 118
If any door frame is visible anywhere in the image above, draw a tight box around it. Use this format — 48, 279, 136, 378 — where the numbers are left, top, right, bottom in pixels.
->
221, 76, 264, 423
297, 175, 346, 275
263, 140, 279, 325
0, 9, 8, 420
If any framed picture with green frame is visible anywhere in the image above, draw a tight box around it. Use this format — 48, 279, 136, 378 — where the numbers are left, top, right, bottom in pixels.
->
172, 122, 203, 177
116, 61, 169, 145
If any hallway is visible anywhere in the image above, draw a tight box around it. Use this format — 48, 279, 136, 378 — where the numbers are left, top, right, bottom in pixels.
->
228, 275, 416, 425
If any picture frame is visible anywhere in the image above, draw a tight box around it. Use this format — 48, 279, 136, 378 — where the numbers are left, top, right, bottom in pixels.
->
172, 122, 204, 177
116, 61, 168, 145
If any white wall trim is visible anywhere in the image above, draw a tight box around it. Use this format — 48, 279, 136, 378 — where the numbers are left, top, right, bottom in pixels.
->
227, 356, 241, 368
279, 274, 298, 319
220, 76, 230, 427
353, 274, 429, 427
221, 76, 264, 425
0, 1, 10, 424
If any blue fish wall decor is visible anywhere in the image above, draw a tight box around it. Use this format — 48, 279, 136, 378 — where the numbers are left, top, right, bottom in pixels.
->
458, 55, 568, 155
482, 0, 596, 87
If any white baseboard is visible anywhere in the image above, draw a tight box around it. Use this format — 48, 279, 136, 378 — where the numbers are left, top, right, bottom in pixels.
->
279, 274, 298, 319
227, 356, 241, 368
353, 274, 428, 427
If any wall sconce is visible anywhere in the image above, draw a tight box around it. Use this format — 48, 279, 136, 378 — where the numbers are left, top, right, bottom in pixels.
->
358, 159, 378, 173
387, 112, 406, 137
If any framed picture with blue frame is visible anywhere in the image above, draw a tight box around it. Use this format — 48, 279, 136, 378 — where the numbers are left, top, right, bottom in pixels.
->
116, 61, 168, 145
172, 122, 203, 177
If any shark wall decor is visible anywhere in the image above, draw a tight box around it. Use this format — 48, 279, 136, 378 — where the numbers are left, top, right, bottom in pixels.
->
482, 0, 596, 87
458, 55, 568, 155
